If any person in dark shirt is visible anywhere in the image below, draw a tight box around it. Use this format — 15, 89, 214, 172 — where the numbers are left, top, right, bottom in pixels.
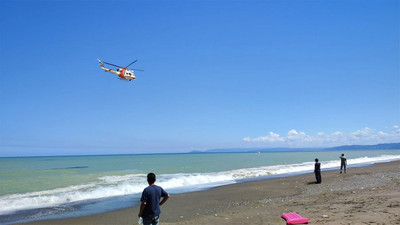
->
138, 173, 170, 225
314, 158, 321, 184
340, 154, 347, 174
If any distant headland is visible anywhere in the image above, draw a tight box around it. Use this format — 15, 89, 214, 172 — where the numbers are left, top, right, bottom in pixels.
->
190, 143, 400, 153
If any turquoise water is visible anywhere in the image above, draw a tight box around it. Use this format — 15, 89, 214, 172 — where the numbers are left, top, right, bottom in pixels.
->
0, 150, 399, 224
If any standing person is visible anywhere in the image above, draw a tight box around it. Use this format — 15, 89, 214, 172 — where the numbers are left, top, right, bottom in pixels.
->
138, 173, 170, 225
340, 153, 347, 174
314, 158, 321, 184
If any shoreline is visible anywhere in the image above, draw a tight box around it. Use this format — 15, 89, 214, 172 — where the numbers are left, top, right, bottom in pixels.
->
17, 160, 400, 225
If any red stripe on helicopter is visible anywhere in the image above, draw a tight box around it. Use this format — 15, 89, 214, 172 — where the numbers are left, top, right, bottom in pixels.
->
119, 68, 126, 78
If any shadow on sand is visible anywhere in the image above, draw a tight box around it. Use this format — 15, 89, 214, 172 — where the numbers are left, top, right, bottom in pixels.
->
307, 181, 321, 185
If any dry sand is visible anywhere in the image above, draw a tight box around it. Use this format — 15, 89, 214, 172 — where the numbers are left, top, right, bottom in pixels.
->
19, 161, 400, 225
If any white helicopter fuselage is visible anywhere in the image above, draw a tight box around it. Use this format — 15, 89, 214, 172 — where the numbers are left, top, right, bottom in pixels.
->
116, 68, 136, 80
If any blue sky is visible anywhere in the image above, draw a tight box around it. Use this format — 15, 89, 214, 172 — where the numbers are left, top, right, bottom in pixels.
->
1, 0, 399, 156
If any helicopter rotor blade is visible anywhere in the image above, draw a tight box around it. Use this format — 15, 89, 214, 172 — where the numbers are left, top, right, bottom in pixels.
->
132, 68, 144, 72
103, 61, 123, 68
124, 60, 138, 68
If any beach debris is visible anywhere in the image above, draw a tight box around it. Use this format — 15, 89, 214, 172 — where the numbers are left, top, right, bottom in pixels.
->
214, 214, 218, 217
322, 214, 329, 218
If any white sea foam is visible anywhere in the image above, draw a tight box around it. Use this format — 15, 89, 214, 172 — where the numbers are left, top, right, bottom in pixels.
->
1, 154, 399, 215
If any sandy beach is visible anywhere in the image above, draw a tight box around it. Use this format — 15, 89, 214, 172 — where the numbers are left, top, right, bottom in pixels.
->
19, 161, 400, 225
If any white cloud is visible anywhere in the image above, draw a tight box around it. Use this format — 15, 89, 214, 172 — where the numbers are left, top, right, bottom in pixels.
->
393, 125, 400, 133
243, 126, 400, 147
242, 137, 251, 142
243, 132, 284, 143
286, 129, 313, 145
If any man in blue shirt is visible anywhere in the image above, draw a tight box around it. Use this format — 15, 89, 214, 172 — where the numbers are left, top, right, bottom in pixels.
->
138, 173, 170, 225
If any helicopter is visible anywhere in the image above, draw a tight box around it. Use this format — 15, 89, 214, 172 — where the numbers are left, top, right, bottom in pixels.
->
97, 58, 144, 81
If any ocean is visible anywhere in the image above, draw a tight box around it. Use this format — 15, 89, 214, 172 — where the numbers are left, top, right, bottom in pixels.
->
1, 149, 400, 224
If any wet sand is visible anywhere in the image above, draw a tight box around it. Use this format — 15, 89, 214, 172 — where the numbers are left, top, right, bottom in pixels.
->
19, 161, 400, 225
